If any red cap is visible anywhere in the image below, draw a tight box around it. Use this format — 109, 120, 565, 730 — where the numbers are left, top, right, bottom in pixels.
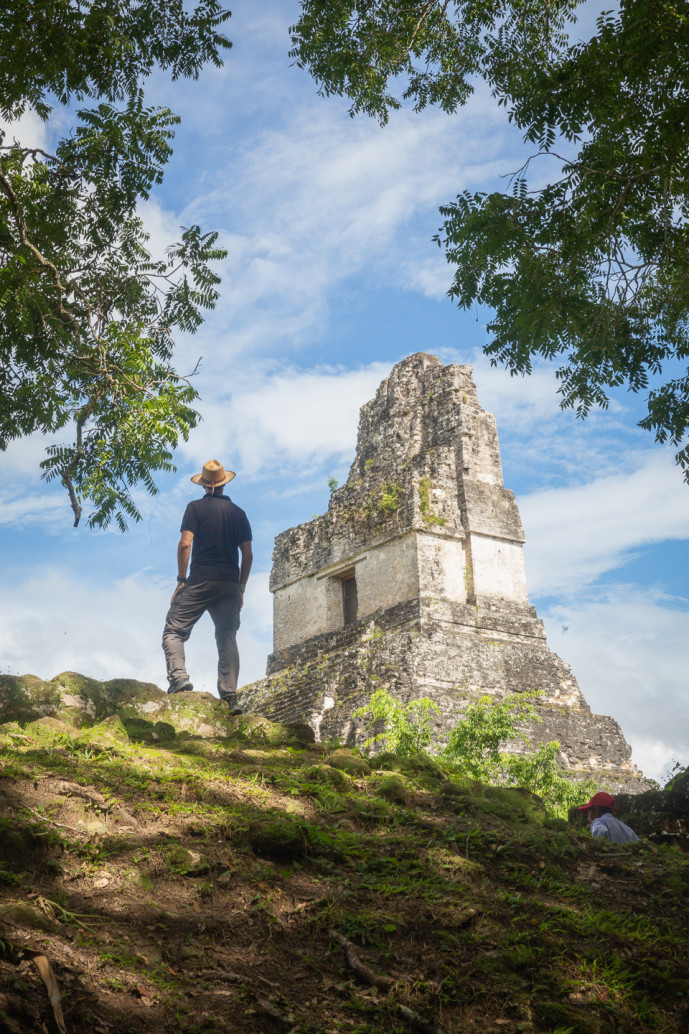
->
577, 791, 616, 812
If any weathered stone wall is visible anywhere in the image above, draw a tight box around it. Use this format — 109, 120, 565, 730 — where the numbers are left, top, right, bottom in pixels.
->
272, 353, 533, 653
240, 600, 644, 793
242, 352, 649, 794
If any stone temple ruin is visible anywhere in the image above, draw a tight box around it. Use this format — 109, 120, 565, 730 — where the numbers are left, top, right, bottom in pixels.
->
241, 353, 646, 793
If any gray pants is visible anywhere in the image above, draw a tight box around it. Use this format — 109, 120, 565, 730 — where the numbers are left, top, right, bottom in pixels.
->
162, 579, 241, 700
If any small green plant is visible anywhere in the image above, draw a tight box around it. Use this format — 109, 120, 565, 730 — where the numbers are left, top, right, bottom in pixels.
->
418, 477, 446, 527
327, 475, 339, 494
377, 482, 402, 513
354, 689, 439, 755
364, 458, 373, 473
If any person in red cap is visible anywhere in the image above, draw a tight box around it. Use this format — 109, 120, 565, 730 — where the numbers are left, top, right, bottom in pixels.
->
577, 791, 638, 843
162, 460, 253, 713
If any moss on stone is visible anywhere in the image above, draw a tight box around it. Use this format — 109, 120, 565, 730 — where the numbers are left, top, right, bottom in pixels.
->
472, 785, 547, 825
326, 749, 371, 777
375, 751, 446, 783
0, 901, 57, 932
249, 816, 307, 861
305, 763, 352, 789
163, 844, 210, 875
24, 717, 79, 743
52, 671, 104, 695
77, 714, 130, 748
418, 477, 446, 527
123, 717, 176, 745
372, 773, 409, 803
0, 674, 62, 724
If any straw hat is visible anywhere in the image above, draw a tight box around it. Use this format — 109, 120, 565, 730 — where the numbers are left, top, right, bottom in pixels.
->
190, 460, 236, 488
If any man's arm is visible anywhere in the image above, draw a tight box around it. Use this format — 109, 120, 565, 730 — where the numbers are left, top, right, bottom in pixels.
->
589, 817, 610, 839
171, 530, 194, 602
238, 540, 252, 610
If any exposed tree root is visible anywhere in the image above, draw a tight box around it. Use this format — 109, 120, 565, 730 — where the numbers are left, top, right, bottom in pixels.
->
396, 1003, 447, 1034
328, 928, 447, 1034
328, 928, 394, 991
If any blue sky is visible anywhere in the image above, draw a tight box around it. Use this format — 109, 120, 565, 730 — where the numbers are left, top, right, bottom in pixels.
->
1, 0, 687, 783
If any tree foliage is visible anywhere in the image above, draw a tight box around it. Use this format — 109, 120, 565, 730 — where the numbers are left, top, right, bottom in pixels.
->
0, 1, 231, 528
292, 0, 689, 478
442, 693, 597, 817
355, 688, 596, 817
354, 687, 439, 755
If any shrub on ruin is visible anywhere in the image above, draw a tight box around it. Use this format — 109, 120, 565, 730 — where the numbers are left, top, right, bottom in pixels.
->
354, 688, 438, 756
442, 693, 597, 818
356, 688, 596, 817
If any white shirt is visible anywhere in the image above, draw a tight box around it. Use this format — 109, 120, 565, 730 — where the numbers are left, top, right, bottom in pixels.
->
590, 812, 638, 843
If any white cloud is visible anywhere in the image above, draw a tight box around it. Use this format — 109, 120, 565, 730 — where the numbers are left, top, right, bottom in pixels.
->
0, 491, 66, 528
0, 109, 47, 150
521, 451, 689, 595
178, 360, 394, 476
543, 587, 689, 783
405, 254, 454, 300
0, 568, 273, 694
164, 87, 520, 362
138, 197, 186, 264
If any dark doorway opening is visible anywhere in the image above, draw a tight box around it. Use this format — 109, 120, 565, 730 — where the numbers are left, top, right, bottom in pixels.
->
341, 575, 358, 626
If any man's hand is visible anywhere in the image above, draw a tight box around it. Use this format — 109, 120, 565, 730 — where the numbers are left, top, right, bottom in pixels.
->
172, 531, 194, 603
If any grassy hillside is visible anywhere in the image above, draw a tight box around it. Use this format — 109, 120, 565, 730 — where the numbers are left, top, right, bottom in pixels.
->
0, 704, 687, 1034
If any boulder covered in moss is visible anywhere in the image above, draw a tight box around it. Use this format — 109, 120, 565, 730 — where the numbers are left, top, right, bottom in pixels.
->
0, 672, 319, 751
235, 714, 315, 747
326, 749, 371, 777
162, 844, 210, 875
76, 714, 130, 748
0, 901, 57, 933
122, 717, 177, 745
24, 716, 79, 744
0, 671, 160, 728
249, 816, 308, 861
473, 785, 547, 824
375, 751, 447, 785
371, 772, 409, 803
115, 689, 234, 740
304, 763, 352, 790
0, 674, 69, 725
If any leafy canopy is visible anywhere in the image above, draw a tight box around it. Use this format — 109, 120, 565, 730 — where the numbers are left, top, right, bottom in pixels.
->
0, 1, 231, 528
292, 0, 689, 478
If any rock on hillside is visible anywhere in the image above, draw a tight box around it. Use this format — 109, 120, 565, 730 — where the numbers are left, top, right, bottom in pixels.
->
0, 674, 688, 1033
0, 671, 314, 746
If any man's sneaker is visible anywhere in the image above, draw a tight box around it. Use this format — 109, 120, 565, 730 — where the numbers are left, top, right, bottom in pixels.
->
168, 680, 193, 695
223, 698, 242, 715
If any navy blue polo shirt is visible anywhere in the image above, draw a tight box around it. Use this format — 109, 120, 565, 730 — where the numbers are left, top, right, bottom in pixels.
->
181, 494, 252, 583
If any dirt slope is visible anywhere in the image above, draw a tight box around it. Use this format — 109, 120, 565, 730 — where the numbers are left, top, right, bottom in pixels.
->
0, 706, 687, 1034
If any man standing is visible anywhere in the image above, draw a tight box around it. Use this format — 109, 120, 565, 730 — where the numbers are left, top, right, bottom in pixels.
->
162, 460, 252, 713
